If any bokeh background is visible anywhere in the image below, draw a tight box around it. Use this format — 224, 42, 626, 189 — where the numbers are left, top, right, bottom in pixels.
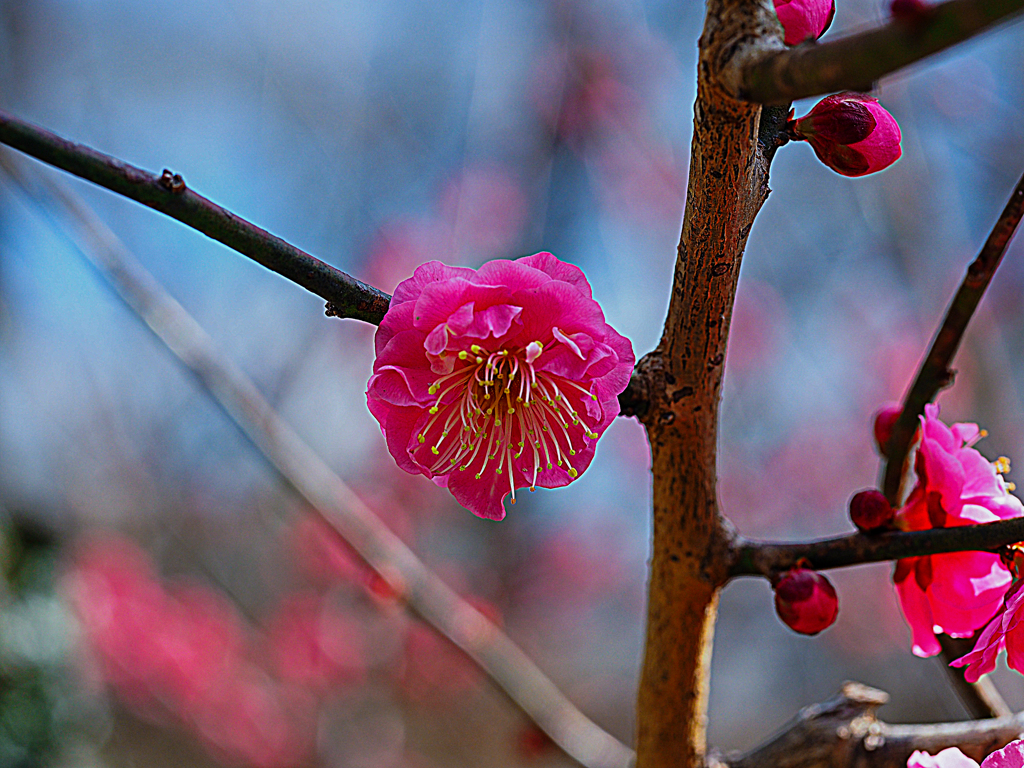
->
1, 0, 1024, 765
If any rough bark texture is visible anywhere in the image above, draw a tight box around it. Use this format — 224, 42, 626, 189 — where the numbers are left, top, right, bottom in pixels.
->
634, 3, 782, 766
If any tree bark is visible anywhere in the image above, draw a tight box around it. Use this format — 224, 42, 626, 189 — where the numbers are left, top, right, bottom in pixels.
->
634, 3, 783, 766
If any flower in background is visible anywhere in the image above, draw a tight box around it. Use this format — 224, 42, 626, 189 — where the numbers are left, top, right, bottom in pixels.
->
366, 253, 634, 520
773, 0, 835, 46
908, 739, 1024, 767
790, 93, 902, 176
773, 565, 839, 635
892, 404, 1024, 657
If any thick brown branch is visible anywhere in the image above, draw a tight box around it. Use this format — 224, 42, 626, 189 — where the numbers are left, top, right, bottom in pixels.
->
712, 682, 1024, 768
728, 516, 1024, 578
635, 3, 784, 767
729, 0, 1024, 104
2, 157, 634, 768
882, 169, 1024, 503
0, 109, 391, 323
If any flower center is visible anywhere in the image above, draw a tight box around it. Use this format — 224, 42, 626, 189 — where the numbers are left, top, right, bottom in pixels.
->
414, 342, 600, 503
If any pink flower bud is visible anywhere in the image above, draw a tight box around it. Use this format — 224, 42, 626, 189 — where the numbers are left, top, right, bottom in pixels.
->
773, 0, 835, 45
850, 489, 894, 532
774, 567, 839, 635
873, 403, 903, 456
792, 93, 902, 177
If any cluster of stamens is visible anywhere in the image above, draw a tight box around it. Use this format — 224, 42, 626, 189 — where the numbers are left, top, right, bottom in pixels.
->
414, 342, 600, 504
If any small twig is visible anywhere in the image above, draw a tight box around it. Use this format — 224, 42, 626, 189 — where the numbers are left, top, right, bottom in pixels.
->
727, 516, 1024, 578
0, 155, 634, 768
711, 682, 1024, 768
882, 169, 1024, 503
729, 0, 1024, 104
0, 109, 391, 323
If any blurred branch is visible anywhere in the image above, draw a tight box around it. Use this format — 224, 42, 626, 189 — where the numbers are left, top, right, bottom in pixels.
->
0, 154, 634, 768
711, 682, 1022, 768
728, 0, 1024, 104
882, 169, 1024, 504
0, 109, 391, 323
727, 515, 1024, 578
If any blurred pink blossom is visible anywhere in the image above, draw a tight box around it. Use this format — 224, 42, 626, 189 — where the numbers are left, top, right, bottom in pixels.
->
267, 591, 365, 692
367, 253, 634, 520
791, 93, 902, 177
892, 404, 1024, 657
773, 0, 835, 45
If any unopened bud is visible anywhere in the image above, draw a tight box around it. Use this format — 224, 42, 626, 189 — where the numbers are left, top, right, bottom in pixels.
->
774, 566, 839, 635
773, 0, 835, 46
791, 93, 902, 177
890, 0, 934, 28
850, 489, 894, 532
873, 404, 903, 457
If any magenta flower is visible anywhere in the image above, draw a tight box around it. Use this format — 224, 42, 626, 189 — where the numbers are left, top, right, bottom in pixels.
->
907, 740, 1024, 768
367, 252, 634, 520
773, 566, 839, 635
892, 404, 1024, 657
773, 0, 835, 45
791, 93, 902, 177
907, 748, 982, 768
951, 579, 1024, 682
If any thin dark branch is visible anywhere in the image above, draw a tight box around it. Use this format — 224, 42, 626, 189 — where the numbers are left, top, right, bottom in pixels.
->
731, 0, 1024, 105
882, 169, 1024, 503
711, 682, 1023, 768
1, 155, 634, 768
727, 516, 1024, 578
0, 109, 646, 419
0, 109, 391, 323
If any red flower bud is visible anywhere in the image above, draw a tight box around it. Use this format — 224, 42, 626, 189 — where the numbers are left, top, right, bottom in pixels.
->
791, 93, 902, 177
774, 567, 839, 635
849, 489, 894, 532
773, 0, 836, 46
891, 0, 935, 27
873, 404, 903, 457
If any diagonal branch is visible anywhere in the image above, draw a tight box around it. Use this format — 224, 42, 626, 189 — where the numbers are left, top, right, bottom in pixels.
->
0, 109, 391, 323
712, 682, 1023, 768
0, 154, 634, 768
0, 109, 649, 419
727, 516, 1024, 579
882, 168, 1024, 503
726, 0, 1024, 105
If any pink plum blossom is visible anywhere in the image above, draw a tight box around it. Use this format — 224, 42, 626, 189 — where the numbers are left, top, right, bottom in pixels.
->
773, 566, 839, 635
952, 551, 1024, 682
366, 252, 634, 520
907, 747, 982, 768
983, 740, 1024, 767
907, 739, 1024, 767
892, 404, 1024, 657
791, 93, 902, 176
774, 0, 835, 46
